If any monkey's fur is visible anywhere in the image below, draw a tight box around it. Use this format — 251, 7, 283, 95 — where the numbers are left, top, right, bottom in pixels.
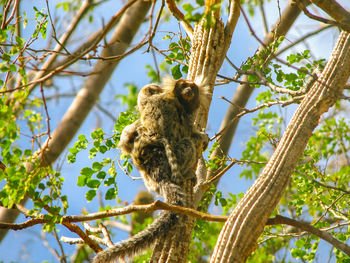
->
93, 78, 209, 263
137, 77, 209, 184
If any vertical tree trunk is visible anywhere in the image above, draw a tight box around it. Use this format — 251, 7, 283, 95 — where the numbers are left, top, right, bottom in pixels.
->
210, 31, 350, 263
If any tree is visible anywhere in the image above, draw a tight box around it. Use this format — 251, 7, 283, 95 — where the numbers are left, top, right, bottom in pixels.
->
0, 0, 350, 262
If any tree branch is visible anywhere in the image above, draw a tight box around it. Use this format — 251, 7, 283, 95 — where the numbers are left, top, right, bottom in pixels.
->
309, 0, 350, 33
267, 215, 350, 256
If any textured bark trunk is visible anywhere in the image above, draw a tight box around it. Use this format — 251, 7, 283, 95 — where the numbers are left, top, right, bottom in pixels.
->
210, 31, 350, 263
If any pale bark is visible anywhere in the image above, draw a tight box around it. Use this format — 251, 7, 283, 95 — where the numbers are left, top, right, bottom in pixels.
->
210, 31, 350, 263
150, 1, 240, 261
0, 0, 151, 242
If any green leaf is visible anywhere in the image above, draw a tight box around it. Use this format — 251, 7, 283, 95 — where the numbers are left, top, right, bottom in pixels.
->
104, 177, 115, 186
108, 162, 116, 176
77, 175, 87, 187
92, 162, 103, 171
2, 53, 11, 61
171, 64, 182, 79
102, 158, 111, 165
86, 179, 101, 188
80, 167, 94, 177
105, 188, 117, 200
91, 128, 104, 140
15, 36, 25, 47
96, 171, 107, 179
183, 3, 194, 12
78, 134, 87, 142
86, 190, 96, 201
99, 145, 108, 153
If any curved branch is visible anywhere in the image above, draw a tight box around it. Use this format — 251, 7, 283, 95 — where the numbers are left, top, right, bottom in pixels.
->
0, 200, 227, 231
295, 0, 349, 32
210, 31, 350, 263
267, 215, 350, 256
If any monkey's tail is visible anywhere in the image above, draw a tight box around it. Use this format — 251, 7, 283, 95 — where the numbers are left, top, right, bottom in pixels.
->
162, 138, 184, 185
92, 211, 178, 263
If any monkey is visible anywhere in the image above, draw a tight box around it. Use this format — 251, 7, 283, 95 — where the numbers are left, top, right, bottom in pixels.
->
93, 122, 193, 263
137, 77, 209, 184
117, 120, 196, 199
93, 77, 209, 262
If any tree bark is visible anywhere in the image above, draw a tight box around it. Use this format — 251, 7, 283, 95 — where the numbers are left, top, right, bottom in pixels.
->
210, 30, 350, 263
150, 1, 241, 261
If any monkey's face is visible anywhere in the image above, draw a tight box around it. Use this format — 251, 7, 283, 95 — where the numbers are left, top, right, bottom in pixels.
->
175, 79, 200, 113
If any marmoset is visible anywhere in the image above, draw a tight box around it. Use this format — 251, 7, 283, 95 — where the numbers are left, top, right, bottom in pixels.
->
93, 122, 191, 263
118, 120, 194, 200
137, 77, 209, 184
93, 77, 209, 263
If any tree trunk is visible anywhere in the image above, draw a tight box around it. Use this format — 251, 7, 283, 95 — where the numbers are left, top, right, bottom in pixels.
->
210, 30, 350, 263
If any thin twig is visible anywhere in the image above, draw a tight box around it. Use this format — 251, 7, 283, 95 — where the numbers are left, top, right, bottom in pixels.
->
314, 193, 346, 225
295, 0, 345, 31
276, 24, 333, 56
45, 0, 70, 54
296, 169, 350, 195
258, 0, 268, 35
4, 0, 19, 29
41, 231, 62, 262
1, 0, 13, 29
212, 94, 304, 141
53, 229, 67, 263
117, 159, 142, 180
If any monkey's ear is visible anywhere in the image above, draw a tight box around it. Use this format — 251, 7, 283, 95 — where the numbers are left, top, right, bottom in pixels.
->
140, 84, 163, 96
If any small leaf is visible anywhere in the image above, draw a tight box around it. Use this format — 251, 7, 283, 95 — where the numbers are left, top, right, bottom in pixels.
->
80, 167, 94, 177
86, 190, 96, 201
183, 3, 194, 12
96, 171, 107, 179
92, 162, 103, 171
86, 179, 101, 188
171, 64, 182, 79
105, 188, 117, 200
77, 175, 87, 187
